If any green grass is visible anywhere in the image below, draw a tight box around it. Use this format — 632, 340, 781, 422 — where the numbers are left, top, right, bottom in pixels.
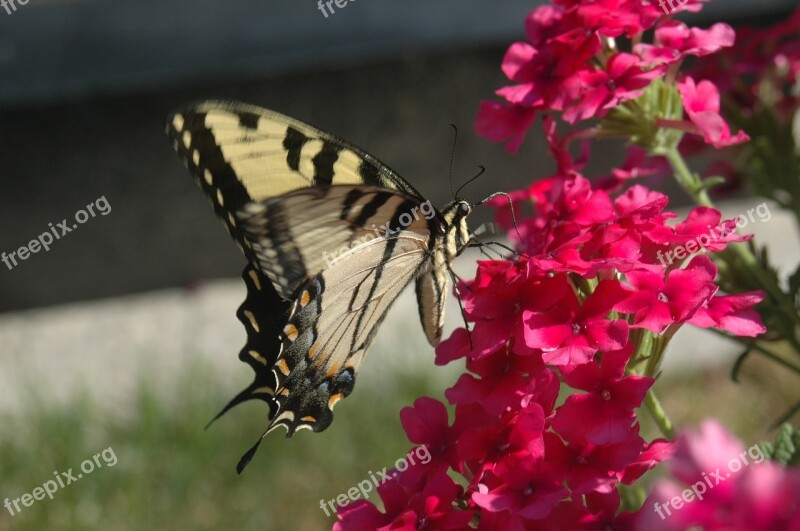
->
1, 344, 793, 531
0, 366, 446, 531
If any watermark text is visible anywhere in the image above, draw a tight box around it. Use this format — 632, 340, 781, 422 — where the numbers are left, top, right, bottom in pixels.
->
317, 0, 356, 18
1, 195, 111, 271
4, 446, 118, 516
322, 200, 436, 268
656, 202, 771, 267
1, 0, 29, 16
653, 443, 765, 520
319, 445, 431, 517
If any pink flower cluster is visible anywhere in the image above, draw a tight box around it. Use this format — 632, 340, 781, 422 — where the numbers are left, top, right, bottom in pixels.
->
692, 8, 800, 118
685, 7, 800, 179
637, 420, 800, 530
475, 0, 749, 153
334, 165, 766, 528
330, 2, 794, 529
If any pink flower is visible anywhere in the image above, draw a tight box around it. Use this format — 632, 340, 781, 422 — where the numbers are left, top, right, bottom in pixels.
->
576, 0, 653, 37
563, 53, 666, 123
524, 279, 630, 366
619, 438, 675, 484
495, 46, 582, 111
552, 346, 653, 445
670, 207, 752, 252
678, 76, 750, 148
546, 425, 645, 495
634, 420, 800, 530
636, 21, 735, 64
596, 146, 668, 190
334, 479, 404, 530
657, 21, 735, 57
445, 350, 552, 416
616, 255, 718, 333
474, 101, 538, 154
524, 5, 565, 47
472, 451, 568, 522
689, 291, 766, 337
450, 261, 575, 360
399, 397, 462, 484
335, 472, 474, 530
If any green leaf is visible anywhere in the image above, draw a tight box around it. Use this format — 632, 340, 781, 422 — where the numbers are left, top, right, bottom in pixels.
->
762, 423, 800, 466
731, 346, 753, 383
759, 441, 775, 460
699, 176, 727, 192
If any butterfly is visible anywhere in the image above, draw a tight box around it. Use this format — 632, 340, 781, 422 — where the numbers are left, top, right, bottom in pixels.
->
166, 101, 485, 472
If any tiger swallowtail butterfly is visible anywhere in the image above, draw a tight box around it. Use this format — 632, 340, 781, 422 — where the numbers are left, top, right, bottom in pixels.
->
166, 101, 475, 472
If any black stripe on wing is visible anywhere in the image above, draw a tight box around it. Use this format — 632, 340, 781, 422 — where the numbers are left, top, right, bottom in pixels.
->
165, 109, 261, 265
166, 100, 429, 203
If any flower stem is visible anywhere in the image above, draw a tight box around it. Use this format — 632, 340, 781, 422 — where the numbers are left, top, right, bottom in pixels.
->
644, 389, 676, 439
661, 145, 800, 351
662, 145, 712, 207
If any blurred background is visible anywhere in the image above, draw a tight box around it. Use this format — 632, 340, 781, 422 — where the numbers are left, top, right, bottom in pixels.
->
0, 1, 798, 530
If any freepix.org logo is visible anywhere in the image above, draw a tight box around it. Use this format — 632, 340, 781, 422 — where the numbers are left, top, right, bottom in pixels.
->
317, 0, 356, 18
1, 195, 111, 271
652, 443, 766, 520
655, 0, 690, 15
319, 446, 432, 517
322, 200, 437, 268
1, 0, 29, 16
655, 202, 772, 267
4, 447, 118, 517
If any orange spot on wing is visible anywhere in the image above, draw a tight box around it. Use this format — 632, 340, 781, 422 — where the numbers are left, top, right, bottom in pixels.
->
328, 393, 345, 410
283, 324, 299, 341
276, 359, 290, 376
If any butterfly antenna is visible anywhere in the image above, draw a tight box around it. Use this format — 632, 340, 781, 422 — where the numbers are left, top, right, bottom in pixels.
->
476, 191, 524, 244
456, 165, 486, 200
448, 124, 458, 199
482, 240, 531, 260
448, 268, 473, 349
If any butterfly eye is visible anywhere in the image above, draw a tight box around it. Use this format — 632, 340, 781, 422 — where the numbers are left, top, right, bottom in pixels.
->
460, 202, 471, 214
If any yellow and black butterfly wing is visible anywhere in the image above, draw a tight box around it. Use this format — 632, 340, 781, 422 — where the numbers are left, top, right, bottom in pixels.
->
230, 187, 437, 471
166, 101, 453, 472
234, 227, 433, 471
199, 265, 287, 426
165, 100, 428, 267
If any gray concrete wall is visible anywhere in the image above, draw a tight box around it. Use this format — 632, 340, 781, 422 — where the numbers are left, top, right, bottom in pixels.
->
0, 2, 794, 313
0, 0, 793, 105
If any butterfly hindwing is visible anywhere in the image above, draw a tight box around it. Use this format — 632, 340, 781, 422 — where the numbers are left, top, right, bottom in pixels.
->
233, 214, 435, 472
206, 265, 291, 426
235, 189, 436, 427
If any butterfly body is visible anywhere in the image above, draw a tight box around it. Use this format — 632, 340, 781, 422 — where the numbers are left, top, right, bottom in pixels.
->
166, 101, 472, 471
